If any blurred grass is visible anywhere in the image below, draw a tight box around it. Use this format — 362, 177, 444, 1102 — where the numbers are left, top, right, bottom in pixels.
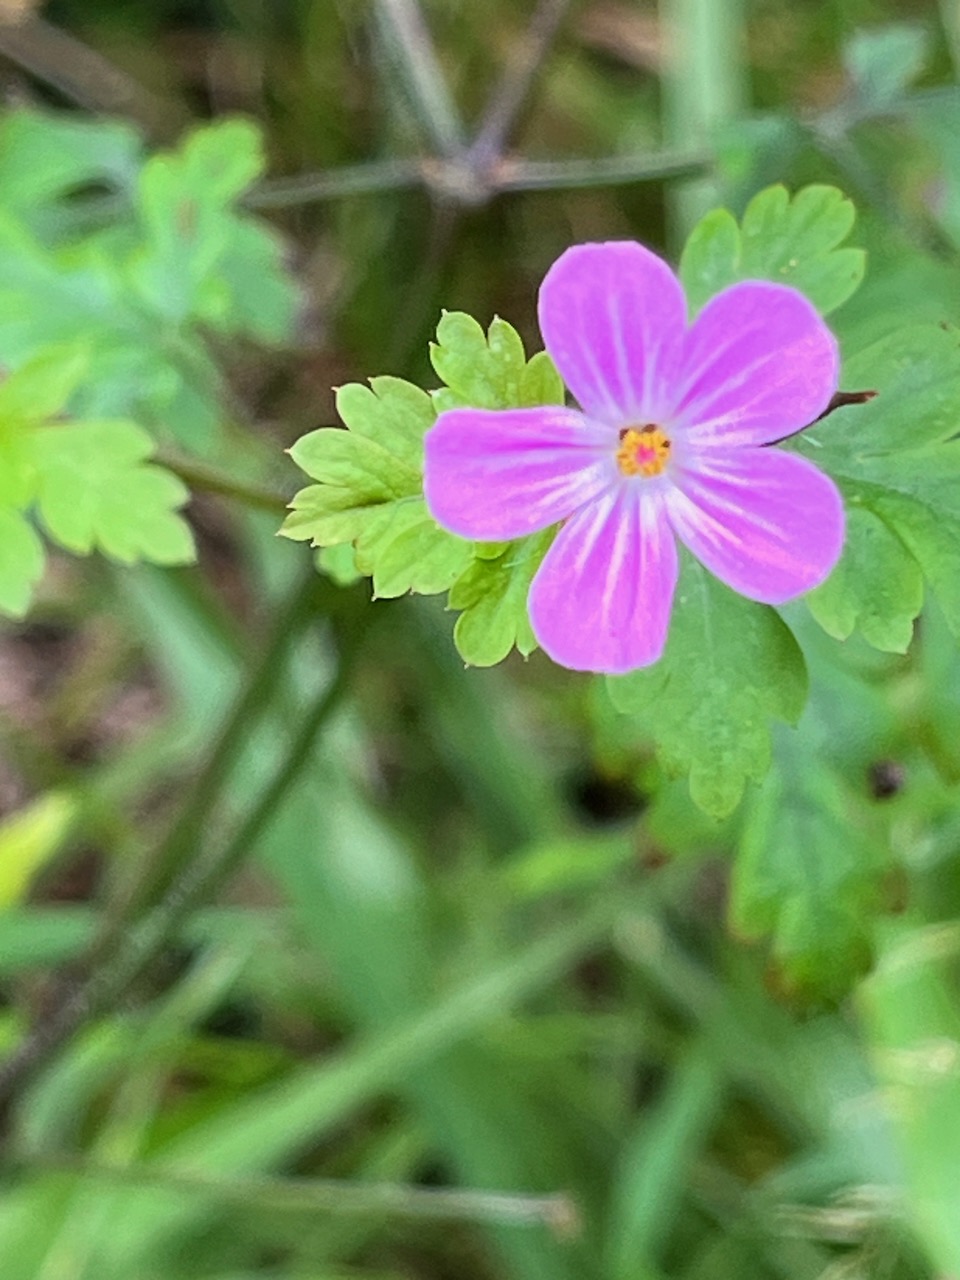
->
2, 2, 960, 1279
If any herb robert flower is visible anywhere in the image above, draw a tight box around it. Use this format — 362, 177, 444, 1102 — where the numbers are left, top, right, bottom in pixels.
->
424, 242, 845, 673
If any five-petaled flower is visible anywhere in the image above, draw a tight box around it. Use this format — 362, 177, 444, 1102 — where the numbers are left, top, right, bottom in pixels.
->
423, 241, 845, 674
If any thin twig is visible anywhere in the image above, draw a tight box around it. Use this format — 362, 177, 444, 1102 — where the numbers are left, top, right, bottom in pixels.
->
764, 390, 877, 447
469, 0, 574, 170
374, 0, 466, 157
0, 15, 182, 134
494, 148, 711, 192
246, 158, 424, 209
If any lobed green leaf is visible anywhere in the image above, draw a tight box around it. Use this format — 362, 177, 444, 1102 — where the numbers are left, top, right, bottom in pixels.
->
607, 560, 808, 818
798, 326, 960, 648
680, 184, 865, 315
30, 420, 195, 565
731, 726, 889, 997
448, 530, 555, 667
431, 312, 564, 411
282, 376, 472, 599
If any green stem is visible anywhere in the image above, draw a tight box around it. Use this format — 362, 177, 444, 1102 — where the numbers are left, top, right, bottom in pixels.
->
469, 0, 572, 168
98, 571, 319, 934
0, 613, 363, 1107
661, 0, 747, 239
16, 1155, 579, 1233
157, 451, 290, 515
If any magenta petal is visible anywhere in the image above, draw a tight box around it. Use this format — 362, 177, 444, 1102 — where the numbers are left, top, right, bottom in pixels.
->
537, 242, 687, 425
666, 448, 845, 603
423, 406, 616, 540
529, 489, 678, 674
673, 281, 839, 448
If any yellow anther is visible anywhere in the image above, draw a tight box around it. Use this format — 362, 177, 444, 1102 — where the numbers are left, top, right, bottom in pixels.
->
616, 425, 672, 478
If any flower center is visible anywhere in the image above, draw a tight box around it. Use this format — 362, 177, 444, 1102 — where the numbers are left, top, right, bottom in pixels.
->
616, 425, 672, 478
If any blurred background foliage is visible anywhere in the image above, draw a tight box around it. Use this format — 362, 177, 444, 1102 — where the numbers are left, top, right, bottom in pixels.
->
4, 1, 960, 1278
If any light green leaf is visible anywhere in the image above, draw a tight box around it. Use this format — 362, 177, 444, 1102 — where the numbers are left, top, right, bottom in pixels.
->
135, 120, 261, 323
0, 109, 141, 222
0, 429, 38, 508
282, 377, 472, 597
358, 499, 473, 598
448, 530, 555, 666
607, 560, 807, 818
282, 379, 428, 545
0, 506, 45, 616
797, 326, 960, 645
0, 345, 89, 423
731, 728, 888, 997
315, 543, 362, 586
133, 118, 296, 340
30, 421, 195, 564
680, 184, 865, 315
431, 312, 564, 411
807, 506, 922, 653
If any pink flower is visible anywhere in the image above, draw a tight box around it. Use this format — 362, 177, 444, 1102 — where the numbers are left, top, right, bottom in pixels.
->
423, 242, 845, 674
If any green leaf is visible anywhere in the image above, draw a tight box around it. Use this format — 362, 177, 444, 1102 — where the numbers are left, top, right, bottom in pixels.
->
447, 530, 555, 666
806, 505, 922, 653
607, 560, 807, 818
358, 499, 473, 598
282, 377, 471, 597
30, 421, 195, 564
133, 119, 284, 330
679, 184, 865, 315
844, 23, 929, 107
0, 109, 141, 224
0, 345, 89, 423
431, 312, 564, 411
731, 728, 887, 997
797, 326, 960, 645
0, 507, 45, 616
315, 543, 362, 586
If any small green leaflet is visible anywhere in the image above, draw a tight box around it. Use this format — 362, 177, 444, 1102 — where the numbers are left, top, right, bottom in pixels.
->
679, 184, 865, 315
797, 326, 960, 649
31, 421, 195, 565
431, 311, 564, 411
731, 725, 888, 999
283, 314, 566, 665
807, 506, 922, 653
0, 348, 195, 616
0, 116, 297, 453
607, 560, 807, 818
449, 530, 554, 667
281, 377, 472, 599
0, 108, 141, 229
134, 118, 296, 341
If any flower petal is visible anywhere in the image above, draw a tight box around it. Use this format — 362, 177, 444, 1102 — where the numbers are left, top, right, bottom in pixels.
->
666, 447, 845, 603
673, 281, 839, 448
537, 242, 687, 425
529, 488, 678, 673
423, 406, 616, 540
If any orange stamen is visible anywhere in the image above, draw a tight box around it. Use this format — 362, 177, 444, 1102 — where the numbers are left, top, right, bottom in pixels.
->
616, 425, 672, 478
